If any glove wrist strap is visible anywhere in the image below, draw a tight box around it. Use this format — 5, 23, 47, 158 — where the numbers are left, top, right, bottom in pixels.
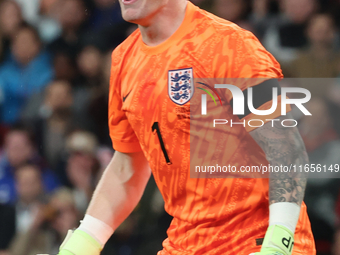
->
262, 225, 295, 255
60, 229, 102, 255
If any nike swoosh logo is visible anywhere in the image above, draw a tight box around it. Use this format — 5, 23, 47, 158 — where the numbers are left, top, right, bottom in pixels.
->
123, 90, 132, 102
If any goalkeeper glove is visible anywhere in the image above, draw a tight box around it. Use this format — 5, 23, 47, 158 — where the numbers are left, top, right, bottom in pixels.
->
58, 229, 102, 255
253, 225, 294, 255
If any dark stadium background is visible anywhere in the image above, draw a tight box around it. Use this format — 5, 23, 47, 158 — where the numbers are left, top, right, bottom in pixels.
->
0, 0, 339, 254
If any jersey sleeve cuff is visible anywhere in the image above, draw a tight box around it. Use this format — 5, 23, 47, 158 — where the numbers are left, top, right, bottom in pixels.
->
111, 139, 142, 153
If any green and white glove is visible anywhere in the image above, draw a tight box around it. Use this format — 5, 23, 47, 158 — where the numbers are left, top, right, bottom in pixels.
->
253, 225, 295, 255
58, 214, 114, 255
58, 229, 102, 255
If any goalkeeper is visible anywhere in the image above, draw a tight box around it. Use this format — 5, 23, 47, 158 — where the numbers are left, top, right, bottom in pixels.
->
57, 0, 316, 254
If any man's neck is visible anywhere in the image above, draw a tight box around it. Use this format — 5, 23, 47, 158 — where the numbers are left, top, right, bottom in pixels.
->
138, 1, 187, 47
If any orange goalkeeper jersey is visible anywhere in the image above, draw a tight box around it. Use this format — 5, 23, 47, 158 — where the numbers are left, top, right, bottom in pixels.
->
108, 2, 315, 255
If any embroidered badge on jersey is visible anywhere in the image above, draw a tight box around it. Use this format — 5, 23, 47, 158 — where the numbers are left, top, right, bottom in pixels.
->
168, 68, 194, 105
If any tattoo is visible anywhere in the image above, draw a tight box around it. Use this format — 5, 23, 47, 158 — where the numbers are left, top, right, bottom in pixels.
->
250, 114, 308, 206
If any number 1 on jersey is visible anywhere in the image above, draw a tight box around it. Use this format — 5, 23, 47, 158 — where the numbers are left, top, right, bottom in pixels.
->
152, 122, 172, 165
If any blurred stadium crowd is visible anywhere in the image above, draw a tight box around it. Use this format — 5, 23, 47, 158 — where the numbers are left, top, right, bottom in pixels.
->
0, 0, 340, 254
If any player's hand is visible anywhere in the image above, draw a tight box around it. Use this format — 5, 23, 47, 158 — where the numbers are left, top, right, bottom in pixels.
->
57, 229, 101, 255
251, 225, 294, 255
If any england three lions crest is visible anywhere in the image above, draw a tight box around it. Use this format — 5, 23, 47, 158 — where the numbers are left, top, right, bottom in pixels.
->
168, 68, 194, 105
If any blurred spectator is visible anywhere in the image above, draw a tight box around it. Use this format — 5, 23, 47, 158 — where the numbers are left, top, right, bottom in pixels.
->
87, 50, 112, 145
64, 130, 99, 213
76, 45, 103, 92
77, 45, 103, 85
38, 81, 74, 168
284, 14, 340, 80
0, 24, 53, 125
22, 80, 75, 170
48, 0, 88, 59
22, 77, 106, 172
212, 0, 248, 23
8, 163, 50, 255
48, 187, 81, 252
211, 0, 252, 30
0, 0, 24, 61
13, 164, 46, 233
73, 45, 105, 133
14, 0, 61, 42
299, 98, 340, 255
0, 203, 16, 255
53, 52, 78, 84
0, 124, 59, 204
249, 0, 277, 40
13, 0, 40, 24
9, 187, 81, 255
262, 0, 318, 64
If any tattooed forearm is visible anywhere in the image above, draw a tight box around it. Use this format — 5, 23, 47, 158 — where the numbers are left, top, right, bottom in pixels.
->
250, 114, 308, 206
